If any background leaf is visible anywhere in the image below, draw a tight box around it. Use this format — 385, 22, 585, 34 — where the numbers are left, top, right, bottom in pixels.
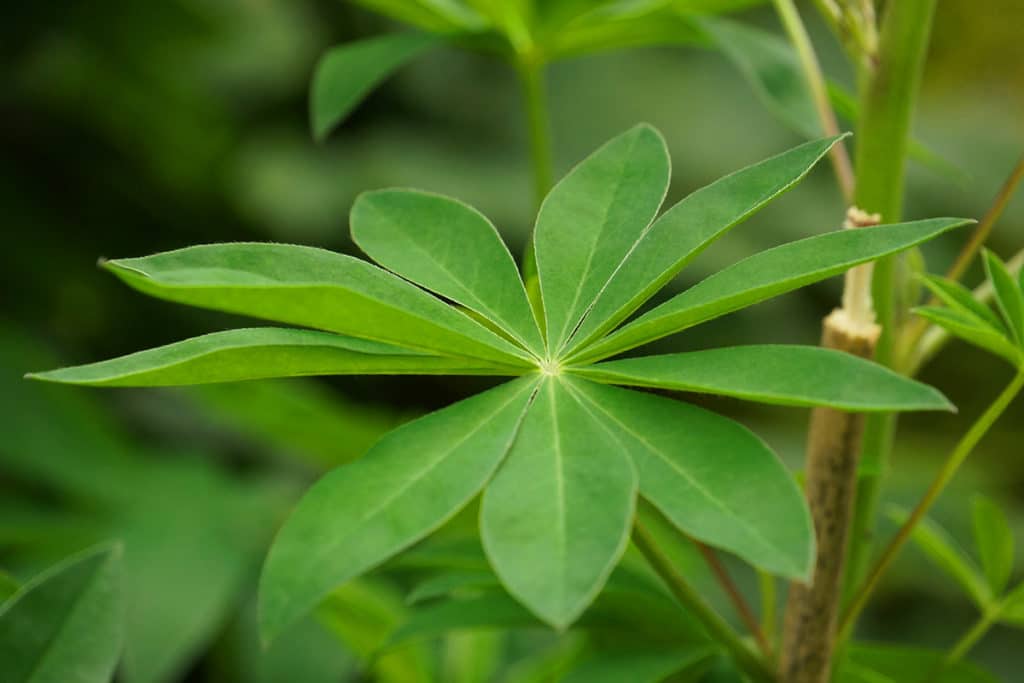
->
972, 496, 1015, 596
560, 646, 717, 683
311, 32, 440, 141
0, 544, 123, 683
260, 377, 537, 641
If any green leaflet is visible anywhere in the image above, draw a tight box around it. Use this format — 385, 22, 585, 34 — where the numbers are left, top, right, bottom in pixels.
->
259, 376, 538, 641
480, 378, 637, 628
984, 249, 1024, 344
837, 644, 998, 683
387, 593, 538, 646
570, 379, 813, 580
27, 328, 526, 387
0, 572, 18, 603
311, 32, 439, 141
971, 496, 1015, 596
1003, 583, 1024, 627
920, 275, 1006, 332
572, 346, 953, 412
533, 124, 670, 354
560, 647, 717, 683
406, 570, 500, 604
573, 217, 971, 363
573, 382, 811, 581
101, 243, 532, 365
352, 189, 545, 354
913, 307, 1022, 365
0, 544, 123, 683
889, 507, 991, 609
547, 4, 709, 58
566, 135, 843, 354
353, 0, 486, 32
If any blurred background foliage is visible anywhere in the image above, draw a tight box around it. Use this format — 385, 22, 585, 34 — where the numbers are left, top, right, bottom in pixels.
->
1, 0, 1022, 681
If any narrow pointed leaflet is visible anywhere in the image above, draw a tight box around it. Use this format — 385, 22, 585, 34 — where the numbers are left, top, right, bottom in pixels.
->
260, 376, 538, 641
102, 243, 532, 365
481, 377, 637, 628
352, 189, 545, 355
984, 249, 1024, 343
533, 124, 670, 353
566, 135, 844, 354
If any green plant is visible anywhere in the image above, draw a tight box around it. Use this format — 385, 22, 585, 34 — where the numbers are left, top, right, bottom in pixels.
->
30, 125, 969, 681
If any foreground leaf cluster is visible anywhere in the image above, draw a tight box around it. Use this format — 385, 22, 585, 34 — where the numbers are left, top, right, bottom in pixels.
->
32, 125, 965, 641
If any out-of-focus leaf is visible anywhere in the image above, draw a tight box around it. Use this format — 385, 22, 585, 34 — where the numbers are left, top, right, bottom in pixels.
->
352, 189, 544, 354
260, 377, 538, 641
984, 249, 1024, 344
913, 306, 1021, 365
481, 378, 636, 628
442, 630, 502, 683
574, 346, 952, 411
100, 244, 533, 365
0, 571, 19, 604
311, 33, 440, 141
548, 4, 709, 58
575, 218, 971, 363
560, 647, 717, 683
971, 496, 1015, 596
0, 544, 123, 683
407, 570, 500, 604
837, 643, 998, 683
1001, 582, 1024, 627
388, 593, 539, 645
28, 328, 524, 387
888, 507, 992, 609
534, 124, 669, 353
570, 379, 812, 580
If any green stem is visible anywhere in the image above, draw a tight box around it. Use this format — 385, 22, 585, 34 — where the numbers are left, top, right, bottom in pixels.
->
516, 56, 554, 209
839, 369, 1024, 639
773, 0, 855, 202
928, 607, 1001, 680
842, 0, 938, 606
633, 522, 776, 683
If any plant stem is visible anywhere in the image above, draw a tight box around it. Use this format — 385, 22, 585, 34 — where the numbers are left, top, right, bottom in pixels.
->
693, 540, 773, 659
633, 521, 776, 683
772, 0, 855, 203
898, 154, 1024, 369
516, 55, 554, 209
759, 570, 777, 651
928, 606, 1001, 681
839, 369, 1024, 639
842, 0, 938, 608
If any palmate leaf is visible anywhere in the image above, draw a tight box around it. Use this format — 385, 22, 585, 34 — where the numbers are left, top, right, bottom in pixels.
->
311, 32, 440, 142
352, 189, 545, 354
570, 379, 813, 579
99, 243, 532, 365
534, 123, 670, 354
481, 377, 637, 628
572, 217, 971, 363
259, 376, 538, 641
27, 328, 526, 387
0, 544, 123, 683
573, 345, 953, 412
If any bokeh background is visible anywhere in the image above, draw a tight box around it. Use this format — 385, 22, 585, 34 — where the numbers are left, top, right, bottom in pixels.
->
2, 0, 1022, 681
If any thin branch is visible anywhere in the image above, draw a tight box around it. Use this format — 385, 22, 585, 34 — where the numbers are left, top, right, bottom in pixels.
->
773, 0, 856, 203
693, 540, 773, 659
633, 521, 776, 683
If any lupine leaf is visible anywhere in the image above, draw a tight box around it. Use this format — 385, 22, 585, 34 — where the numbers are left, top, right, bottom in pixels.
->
27, 328, 526, 387
920, 275, 1006, 332
561, 647, 718, 683
983, 249, 1024, 344
354, 1, 486, 32
889, 507, 991, 608
351, 189, 545, 354
0, 572, 18, 603
573, 346, 953, 412
101, 243, 532, 365
480, 378, 637, 628
1002, 583, 1024, 627
837, 644, 998, 683
388, 593, 538, 646
548, 4, 709, 58
972, 496, 1015, 596
573, 218, 971, 363
566, 136, 843, 353
569, 380, 813, 579
0, 544, 123, 683
534, 124, 670, 354
311, 33, 440, 142
259, 377, 538, 641
406, 570, 500, 604
913, 306, 1021, 365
